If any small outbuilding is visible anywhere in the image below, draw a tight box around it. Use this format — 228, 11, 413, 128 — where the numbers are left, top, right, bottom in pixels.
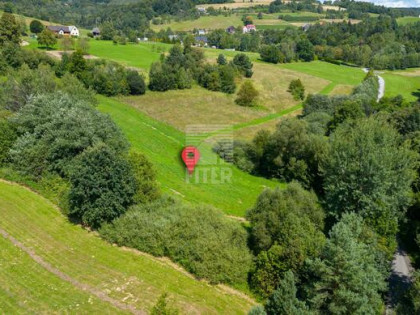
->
92, 27, 100, 37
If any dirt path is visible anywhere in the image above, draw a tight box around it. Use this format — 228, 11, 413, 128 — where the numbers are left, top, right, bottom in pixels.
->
362, 68, 385, 101
0, 227, 145, 314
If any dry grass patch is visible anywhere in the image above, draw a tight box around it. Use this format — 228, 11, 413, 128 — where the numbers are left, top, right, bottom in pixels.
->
329, 84, 354, 95
120, 63, 329, 132
251, 62, 330, 112
151, 15, 243, 32
119, 87, 268, 132
393, 68, 420, 77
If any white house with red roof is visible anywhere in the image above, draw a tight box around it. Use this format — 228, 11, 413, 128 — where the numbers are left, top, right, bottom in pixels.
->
242, 24, 256, 33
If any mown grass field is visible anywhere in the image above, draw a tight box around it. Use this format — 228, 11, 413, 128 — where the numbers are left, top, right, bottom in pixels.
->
0, 180, 254, 313
280, 61, 365, 87
382, 70, 420, 102
98, 96, 281, 217
26, 38, 171, 71
397, 16, 420, 25
88, 41, 171, 70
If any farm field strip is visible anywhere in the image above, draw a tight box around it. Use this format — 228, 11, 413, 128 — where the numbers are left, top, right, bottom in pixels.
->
0, 180, 255, 314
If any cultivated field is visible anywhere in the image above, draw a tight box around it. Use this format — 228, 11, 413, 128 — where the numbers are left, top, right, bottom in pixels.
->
98, 96, 281, 217
0, 180, 255, 313
151, 15, 244, 32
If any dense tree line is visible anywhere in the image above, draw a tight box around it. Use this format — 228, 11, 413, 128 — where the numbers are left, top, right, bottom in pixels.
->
214, 73, 420, 309
201, 12, 420, 70
0, 12, 159, 229
148, 42, 253, 94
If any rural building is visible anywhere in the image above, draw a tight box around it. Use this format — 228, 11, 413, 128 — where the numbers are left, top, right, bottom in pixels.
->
194, 36, 208, 47
242, 24, 256, 33
92, 27, 100, 37
302, 24, 311, 31
168, 34, 179, 41
226, 26, 236, 34
47, 25, 79, 37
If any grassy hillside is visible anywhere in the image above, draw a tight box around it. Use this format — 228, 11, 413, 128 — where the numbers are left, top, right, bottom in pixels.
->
151, 14, 295, 32
382, 70, 420, 101
98, 96, 281, 217
280, 61, 365, 87
0, 180, 255, 313
151, 15, 244, 32
88, 41, 171, 70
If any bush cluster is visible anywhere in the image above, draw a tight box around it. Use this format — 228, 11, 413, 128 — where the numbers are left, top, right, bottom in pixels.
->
100, 198, 253, 285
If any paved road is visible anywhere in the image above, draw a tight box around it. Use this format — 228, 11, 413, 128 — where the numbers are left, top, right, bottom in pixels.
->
387, 246, 414, 314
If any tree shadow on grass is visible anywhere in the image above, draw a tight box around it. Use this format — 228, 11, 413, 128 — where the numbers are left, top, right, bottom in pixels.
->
36, 46, 57, 51
411, 89, 420, 101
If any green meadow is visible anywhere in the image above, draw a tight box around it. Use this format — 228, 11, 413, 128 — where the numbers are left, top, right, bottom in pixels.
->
397, 16, 420, 25
88, 40, 171, 70
280, 61, 365, 86
0, 181, 254, 313
98, 96, 281, 217
382, 70, 420, 101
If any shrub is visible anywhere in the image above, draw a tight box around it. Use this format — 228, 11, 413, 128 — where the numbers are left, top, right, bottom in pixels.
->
0, 119, 17, 165
127, 152, 160, 204
69, 144, 136, 228
37, 29, 57, 49
288, 79, 305, 101
219, 65, 236, 94
100, 198, 253, 285
10, 92, 127, 177
217, 53, 227, 65
0, 64, 56, 111
126, 70, 146, 95
29, 20, 44, 34
260, 45, 283, 64
235, 81, 259, 107
232, 53, 253, 78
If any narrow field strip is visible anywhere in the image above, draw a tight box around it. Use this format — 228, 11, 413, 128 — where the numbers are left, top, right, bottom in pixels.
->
0, 228, 144, 315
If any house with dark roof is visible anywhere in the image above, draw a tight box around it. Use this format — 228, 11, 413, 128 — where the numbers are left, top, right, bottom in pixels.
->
194, 36, 208, 47
92, 27, 100, 37
226, 26, 236, 34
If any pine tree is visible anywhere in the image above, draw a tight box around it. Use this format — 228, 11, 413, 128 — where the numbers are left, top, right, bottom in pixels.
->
305, 213, 387, 314
265, 271, 309, 315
